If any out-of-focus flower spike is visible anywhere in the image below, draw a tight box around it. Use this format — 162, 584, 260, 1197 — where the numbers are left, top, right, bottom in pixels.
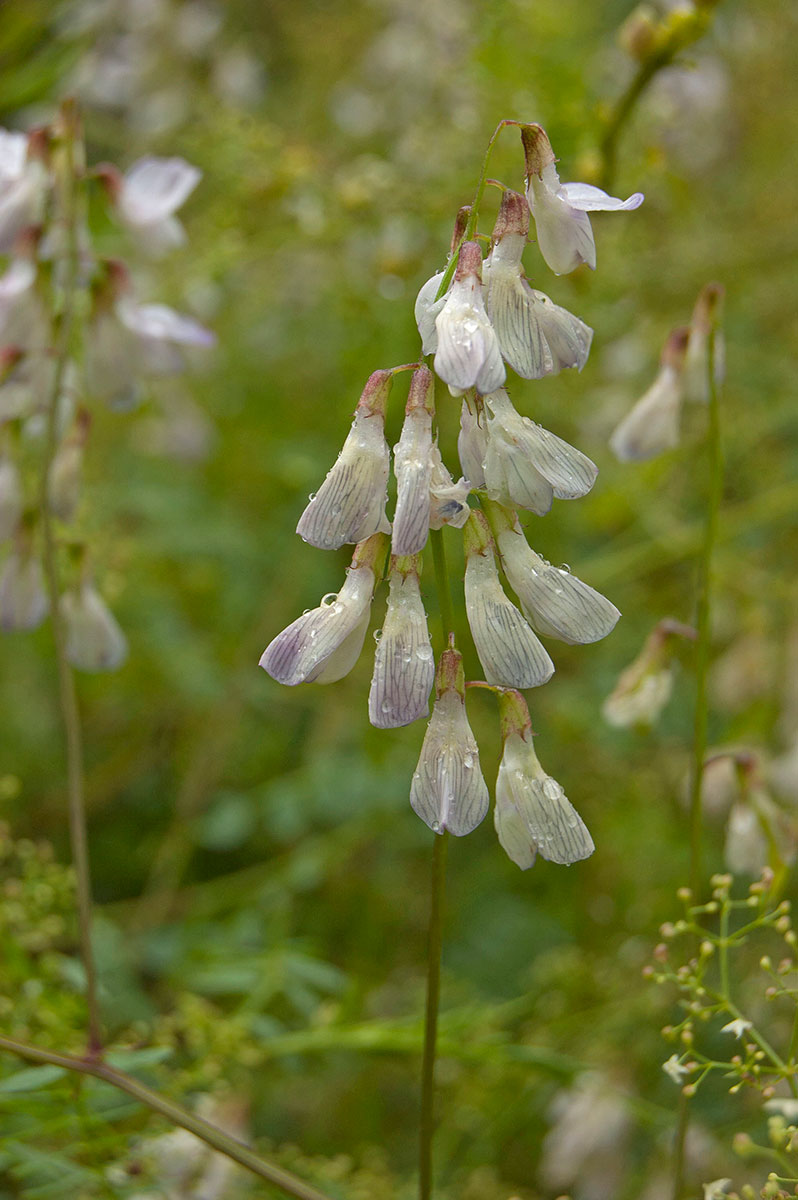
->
392, 366, 434, 556
413, 206, 471, 355
463, 511, 553, 689
296, 370, 393, 551
61, 579, 128, 672
495, 689, 594, 868
100, 155, 201, 256
483, 189, 593, 379
433, 241, 505, 396
521, 124, 643, 275
0, 438, 23, 541
260, 532, 387, 686
486, 500, 620, 644
369, 554, 435, 728
603, 617, 695, 728
48, 408, 91, 522
684, 282, 725, 403
458, 395, 487, 489
410, 638, 489, 836
0, 542, 48, 632
609, 327, 689, 461
428, 445, 471, 529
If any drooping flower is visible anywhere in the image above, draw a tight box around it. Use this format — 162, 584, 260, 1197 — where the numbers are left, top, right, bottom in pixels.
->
61, 581, 128, 672
428, 444, 471, 530
413, 205, 471, 355
482, 387, 597, 515
522, 124, 643, 276
457, 396, 487, 489
296, 370, 392, 550
603, 618, 695, 728
260, 533, 387, 686
483, 189, 593, 379
0, 547, 48, 632
609, 327, 689, 461
368, 554, 435, 728
391, 367, 434, 556
486, 500, 620, 644
410, 639, 489, 836
433, 240, 505, 396
463, 511, 553, 689
494, 689, 594, 868
100, 156, 202, 255
0, 257, 45, 350
0, 128, 47, 253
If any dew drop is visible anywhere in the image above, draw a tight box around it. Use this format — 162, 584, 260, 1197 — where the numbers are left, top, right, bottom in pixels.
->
402, 653, 412, 665
381, 700, 392, 714
463, 753, 474, 769
373, 628, 383, 643
321, 592, 338, 607
308, 491, 317, 502
431, 819, 441, 833
416, 645, 434, 662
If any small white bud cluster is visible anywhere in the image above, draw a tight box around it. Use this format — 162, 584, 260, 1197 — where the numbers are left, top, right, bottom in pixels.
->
0, 110, 213, 669
261, 122, 644, 867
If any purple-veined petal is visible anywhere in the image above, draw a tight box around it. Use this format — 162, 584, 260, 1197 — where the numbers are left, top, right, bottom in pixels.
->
368, 562, 434, 728
464, 550, 554, 689
297, 409, 391, 550
392, 407, 433, 555
410, 689, 489, 836
457, 398, 487, 489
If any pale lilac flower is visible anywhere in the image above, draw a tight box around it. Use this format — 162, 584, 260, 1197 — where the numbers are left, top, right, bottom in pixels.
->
109, 156, 201, 254
0, 129, 47, 253
61, 582, 128, 672
410, 642, 489, 836
0, 451, 22, 541
0, 549, 48, 631
260, 534, 385, 686
296, 370, 392, 550
427, 445, 471, 530
609, 328, 689, 461
495, 690, 594, 868
488, 502, 620, 644
368, 555, 434, 728
392, 367, 434, 556
522, 124, 643, 275
457, 397, 487, 489
482, 387, 597, 514
483, 190, 593, 378
463, 511, 553, 689
433, 241, 505, 396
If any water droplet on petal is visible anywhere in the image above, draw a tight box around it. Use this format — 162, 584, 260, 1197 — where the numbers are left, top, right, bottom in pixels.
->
381, 700, 392, 714
321, 592, 338, 607
373, 628, 383, 642
308, 491, 317, 502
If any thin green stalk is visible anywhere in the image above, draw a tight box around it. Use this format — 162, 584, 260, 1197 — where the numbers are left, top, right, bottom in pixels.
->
0, 1036, 334, 1200
599, 54, 667, 192
687, 324, 723, 900
38, 103, 101, 1055
419, 829, 448, 1200
430, 528, 454, 643
670, 1091, 689, 1200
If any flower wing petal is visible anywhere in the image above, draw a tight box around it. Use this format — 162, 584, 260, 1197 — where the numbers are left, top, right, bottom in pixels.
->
465, 554, 554, 689
559, 182, 644, 212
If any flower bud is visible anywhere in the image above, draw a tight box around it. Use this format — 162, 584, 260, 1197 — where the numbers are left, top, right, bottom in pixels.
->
391, 367, 434, 556
296, 370, 392, 550
618, 5, 661, 60
61, 582, 128, 672
368, 555, 434, 728
0, 548, 48, 631
410, 641, 489, 836
433, 241, 505, 396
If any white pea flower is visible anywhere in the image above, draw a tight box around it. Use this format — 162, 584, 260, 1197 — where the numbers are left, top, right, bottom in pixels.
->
0, 549, 48, 632
463, 512, 553, 690
494, 691, 594, 868
414, 270, 447, 355
609, 328, 689, 462
522, 123, 643, 275
457, 397, 487, 489
368, 556, 435, 728
260, 534, 385, 686
296, 370, 392, 550
0, 257, 46, 350
483, 189, 593, 379
433, 241, 505, 396
61, 582, 128, 672
488, 503, 620, 644
0, 128, 47, 253
410, 643, 489, 836
103, 156, 201, 255
427, 445, 471, 530
392, 367, 434, 556
603, 618, 694, 728
482, 387, 597, 515
0, 451, 22, 541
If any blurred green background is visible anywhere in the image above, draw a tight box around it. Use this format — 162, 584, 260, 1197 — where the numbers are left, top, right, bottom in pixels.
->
1, 0, 798, 1196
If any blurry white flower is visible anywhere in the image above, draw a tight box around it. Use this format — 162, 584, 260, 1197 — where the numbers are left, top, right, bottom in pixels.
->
603, 618, 694, 728
522, 124, 643, 275
296, 370, 392, 550
392, 367, 434, 555
764, 1098, 798, 1122
488, 502, 620, 644
725, 802, 767, 875
662, 1054, 690, 1084
703, 1180, 732, 1200
260, 535, 385, 686
483, 189, 593, 379
482, 388, 597, 515
0, 129, 47, 252
61, 582, 128, 672
0, 257, 45, 350
0, 549, 48, 632
540, 1072, 629, 1197
433, 240, 505, 395
410, 642, 489, 836
495, 690, 594, 868
609, 327, 689, 461
457, 396, 487, 489
111, 156, 201, 255
720, 1018, 751, 1039
427, 444, 471, 530
48, 409, 90, 522
463, 511, 553, 690
0, 450, 22, 541
770, 738, 798, 804
369, 555, 434, 728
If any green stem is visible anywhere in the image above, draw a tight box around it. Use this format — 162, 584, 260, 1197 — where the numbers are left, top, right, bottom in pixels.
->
419, 829, 449, 1200
430, 528, 454, 644
0, 1036, 334, 1200
687, 323, 723, 901
670, 1091, 689, 1200
38, 103, 102, 1055
599, 55, 667, 192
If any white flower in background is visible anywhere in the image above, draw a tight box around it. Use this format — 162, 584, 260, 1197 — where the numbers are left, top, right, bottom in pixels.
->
463, 511, 553, 690
427, 444, 471, 530
392, 366, 434, 556
0, 128, 47, 253
0, 257, 46, 350
720, 1018, 752, 1039
0, 549, 48, 632
368, 555, 434, 728
610, 327, 689, 461
703, 1181, 732, 1200
61, 581, 128, 672
482, 388, 597, 515
487, 501, 620, 644
603, 617, 695, 728
102, 155, 201, 255
433, 240, 505, 396
764, 1098, 798, 1122
0, 449, 22, 541
410, 642, 489, 836
457, 397, 487, 489
494, 689, 594, 868
483, 189, 593, 378
260, 534, 385, 686
522, 123, 643, 275
662, 1053, 690, 1085
296, 369, 392, 550
540, 1072, 629, 1197
724, 802, 767, 875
